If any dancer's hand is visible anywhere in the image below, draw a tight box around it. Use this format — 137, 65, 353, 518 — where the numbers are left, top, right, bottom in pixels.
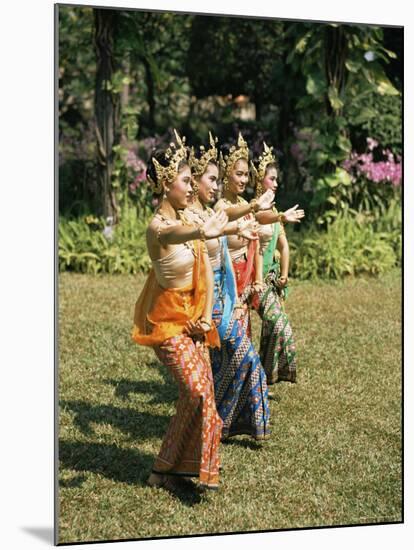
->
253, 280, 265, 292
239, 218, 259, 241
276, 276, 288, 288
256, 189, 275, 211
184, 318, 212, 337
281, 205, 305, 223
203, 209, 228, 239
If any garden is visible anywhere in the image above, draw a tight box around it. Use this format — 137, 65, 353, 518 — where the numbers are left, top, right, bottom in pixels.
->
57, 6, 402, 544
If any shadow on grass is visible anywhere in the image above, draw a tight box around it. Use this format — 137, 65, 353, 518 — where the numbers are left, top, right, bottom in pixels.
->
60, 400, 170, 439
106, 359, 178, 403
221, 438, 264, 450
104, 377, 177, 405
59, 440, 154, 486
59, 440, 204, 505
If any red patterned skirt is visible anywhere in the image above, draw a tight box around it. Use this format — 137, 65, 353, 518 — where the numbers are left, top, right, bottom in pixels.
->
152, 334, 223, 488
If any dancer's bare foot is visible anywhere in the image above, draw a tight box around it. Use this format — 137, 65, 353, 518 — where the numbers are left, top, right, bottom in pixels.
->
146, 473, 177, 491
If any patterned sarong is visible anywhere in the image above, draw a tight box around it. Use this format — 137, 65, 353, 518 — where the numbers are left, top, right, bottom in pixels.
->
257, 223, 297, 384
152, 334, 222, 488
211, 239, 270, 440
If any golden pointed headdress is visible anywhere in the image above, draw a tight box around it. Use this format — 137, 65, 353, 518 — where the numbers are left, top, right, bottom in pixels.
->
252, 141, 277, 196
221, 132, 249, 185
189, 132, 218, 177
146, 129, 188, 194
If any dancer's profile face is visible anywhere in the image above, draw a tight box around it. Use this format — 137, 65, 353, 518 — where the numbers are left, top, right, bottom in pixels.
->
166, 164, 192, 209
262, 166, 278, 194
228, 159, 249, 195
197, 163, 219, 205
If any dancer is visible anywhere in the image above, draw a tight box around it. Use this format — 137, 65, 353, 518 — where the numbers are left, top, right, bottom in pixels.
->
251, 142, 303, 383
186, 133, 273, 440
215, 134, 304, 376
132, 131, 228, 490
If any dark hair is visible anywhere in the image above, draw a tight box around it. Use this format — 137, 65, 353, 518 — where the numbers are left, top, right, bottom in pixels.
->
146, 148, 189, 196
265, 161, 278, 174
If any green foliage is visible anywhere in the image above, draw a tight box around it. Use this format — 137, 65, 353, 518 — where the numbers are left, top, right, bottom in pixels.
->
289, 210, 401, 280
370, 196, 402, 264
59, 207, 151, 274
286, 23, 401, 221
312, 173, 399, 226
348, 93, 402, 155
58, 7, 402, 232
117, 10, 193, 134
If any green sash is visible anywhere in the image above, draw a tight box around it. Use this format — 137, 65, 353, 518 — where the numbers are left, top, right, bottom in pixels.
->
263, 223, 281, 277
262, 222, 289, 301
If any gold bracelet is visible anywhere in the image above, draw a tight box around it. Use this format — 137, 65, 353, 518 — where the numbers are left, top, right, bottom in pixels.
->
198, 225, 206, 241
199, 317, 211, 329
249, 198, 259, 213
279, 212, 287, 224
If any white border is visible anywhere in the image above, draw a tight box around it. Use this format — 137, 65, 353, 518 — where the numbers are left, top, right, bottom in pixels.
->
1, 1, 410, 549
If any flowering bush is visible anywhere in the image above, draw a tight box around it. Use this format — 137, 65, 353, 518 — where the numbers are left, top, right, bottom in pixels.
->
111, 141, 154, 216
125, 149, 147, 192
342, 138, 402, 188
290, 128, 401, 225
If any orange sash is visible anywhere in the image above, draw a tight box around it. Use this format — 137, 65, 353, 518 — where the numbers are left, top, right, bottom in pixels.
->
132, 240, 220, 348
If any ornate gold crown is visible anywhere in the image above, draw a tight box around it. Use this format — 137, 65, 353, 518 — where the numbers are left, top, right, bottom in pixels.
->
147, 129, 188, 194
221, 132, 249, 181
251, 141, 276, 196
189, 132, 218, 177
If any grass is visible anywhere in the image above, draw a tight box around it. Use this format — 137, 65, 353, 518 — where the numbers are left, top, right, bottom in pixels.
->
58, 269, 402, 544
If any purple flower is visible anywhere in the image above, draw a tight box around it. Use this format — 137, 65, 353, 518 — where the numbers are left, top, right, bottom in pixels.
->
342, 144, 402, 187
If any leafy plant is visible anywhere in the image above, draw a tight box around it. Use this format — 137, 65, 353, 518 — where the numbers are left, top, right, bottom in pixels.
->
286, 23, 401, 223
289, 210, 400, 280
59, 206, 151, 274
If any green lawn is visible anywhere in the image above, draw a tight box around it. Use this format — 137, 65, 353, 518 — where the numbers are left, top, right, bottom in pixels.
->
58, 270, 402, 544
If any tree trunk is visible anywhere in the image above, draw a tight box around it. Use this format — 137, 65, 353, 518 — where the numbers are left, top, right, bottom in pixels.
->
94, 9, 120, 221
142, 56, 156, 133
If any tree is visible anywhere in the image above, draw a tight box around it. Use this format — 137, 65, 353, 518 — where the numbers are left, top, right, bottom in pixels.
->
186, 16, 285, 121
94, 8, 120, 221
117, 11, 193, 136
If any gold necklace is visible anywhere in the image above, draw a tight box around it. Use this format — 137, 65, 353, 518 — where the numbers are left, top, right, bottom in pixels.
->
222, 195, 244, 206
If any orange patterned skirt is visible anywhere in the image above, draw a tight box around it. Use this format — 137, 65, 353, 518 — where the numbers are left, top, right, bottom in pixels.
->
152, 334, 223, 489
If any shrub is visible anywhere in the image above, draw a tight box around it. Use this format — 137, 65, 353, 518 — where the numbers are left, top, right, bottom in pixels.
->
289, 210, 401, 280
59, 205, 151, 275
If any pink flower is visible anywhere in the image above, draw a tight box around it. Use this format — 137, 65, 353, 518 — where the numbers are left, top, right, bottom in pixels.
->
343, 144, 402, 187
